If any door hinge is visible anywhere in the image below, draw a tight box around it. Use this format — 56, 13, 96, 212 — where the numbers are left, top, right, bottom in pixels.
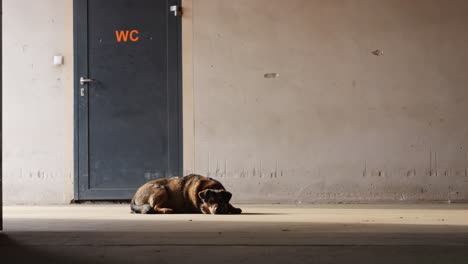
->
170, 5, 182, 17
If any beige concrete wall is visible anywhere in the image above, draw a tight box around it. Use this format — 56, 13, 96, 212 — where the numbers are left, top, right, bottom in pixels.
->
3, 0, 74, 204
182, 0, 195, 174
192, 0, 468, 202
3, 0, 468, 204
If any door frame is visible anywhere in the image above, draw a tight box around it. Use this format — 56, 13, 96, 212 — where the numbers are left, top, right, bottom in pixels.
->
73, 0, 183, 201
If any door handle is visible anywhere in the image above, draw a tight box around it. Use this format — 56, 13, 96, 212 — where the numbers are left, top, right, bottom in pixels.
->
170, 5, 182, 17
80, 77, 96, 86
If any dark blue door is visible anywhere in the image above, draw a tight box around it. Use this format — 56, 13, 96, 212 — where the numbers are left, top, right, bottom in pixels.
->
74, 0, 182, 200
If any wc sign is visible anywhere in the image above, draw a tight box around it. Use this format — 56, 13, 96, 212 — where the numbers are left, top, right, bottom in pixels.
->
115, 30, 139, 42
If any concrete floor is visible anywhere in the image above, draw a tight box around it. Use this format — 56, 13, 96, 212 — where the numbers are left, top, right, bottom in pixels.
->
1, 204, 468, 263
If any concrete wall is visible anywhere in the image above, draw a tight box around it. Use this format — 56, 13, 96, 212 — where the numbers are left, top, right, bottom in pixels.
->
3, 0, 74, 204
3, 0, 468, 204
191, 0, 468, 202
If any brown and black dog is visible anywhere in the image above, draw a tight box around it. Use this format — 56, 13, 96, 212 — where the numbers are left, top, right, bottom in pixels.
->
131, 174, 242, 214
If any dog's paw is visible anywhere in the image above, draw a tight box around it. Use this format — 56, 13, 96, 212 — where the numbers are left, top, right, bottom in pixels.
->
160, 208, 174, 214
200, 204, 211, 214
230, 208, 242, 214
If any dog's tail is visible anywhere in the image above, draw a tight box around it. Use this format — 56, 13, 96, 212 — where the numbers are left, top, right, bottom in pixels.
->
130, 200, 153, 214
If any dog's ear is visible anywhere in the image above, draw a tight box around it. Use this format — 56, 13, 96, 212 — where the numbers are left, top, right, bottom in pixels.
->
198, 189, 213, 201
198, 190, 208, 201
221, 191, 232, 203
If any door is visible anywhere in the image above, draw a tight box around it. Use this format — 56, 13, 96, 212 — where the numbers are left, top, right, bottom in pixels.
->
74, 0, 182, 200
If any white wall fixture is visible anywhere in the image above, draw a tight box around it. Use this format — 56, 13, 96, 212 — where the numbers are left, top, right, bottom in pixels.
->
53, 55, 64, 66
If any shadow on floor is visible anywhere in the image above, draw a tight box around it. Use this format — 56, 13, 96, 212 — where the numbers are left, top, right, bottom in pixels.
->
0, 233, 89, 264
237, 212, 286, 215
1, 230, 468, 264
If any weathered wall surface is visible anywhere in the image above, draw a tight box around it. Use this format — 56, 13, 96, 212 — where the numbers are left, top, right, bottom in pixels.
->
192, 0, 468, 202
3, 0, 74, 204
3, 0, 468, 204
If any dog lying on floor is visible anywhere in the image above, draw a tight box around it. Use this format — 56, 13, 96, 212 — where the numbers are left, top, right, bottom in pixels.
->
131, 174, 242, 214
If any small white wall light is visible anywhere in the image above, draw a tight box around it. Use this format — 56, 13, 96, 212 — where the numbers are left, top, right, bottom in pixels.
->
53, 55, 64, 66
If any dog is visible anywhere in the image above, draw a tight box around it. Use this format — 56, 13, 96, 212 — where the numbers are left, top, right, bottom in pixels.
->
130, 174, 242, 214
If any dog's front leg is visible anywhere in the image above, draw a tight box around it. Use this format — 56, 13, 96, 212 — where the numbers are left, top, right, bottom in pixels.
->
227, 203, 242, 214
200, 204, 211, 214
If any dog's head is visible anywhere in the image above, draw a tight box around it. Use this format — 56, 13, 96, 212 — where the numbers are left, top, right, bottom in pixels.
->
198, 189, 232, 214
